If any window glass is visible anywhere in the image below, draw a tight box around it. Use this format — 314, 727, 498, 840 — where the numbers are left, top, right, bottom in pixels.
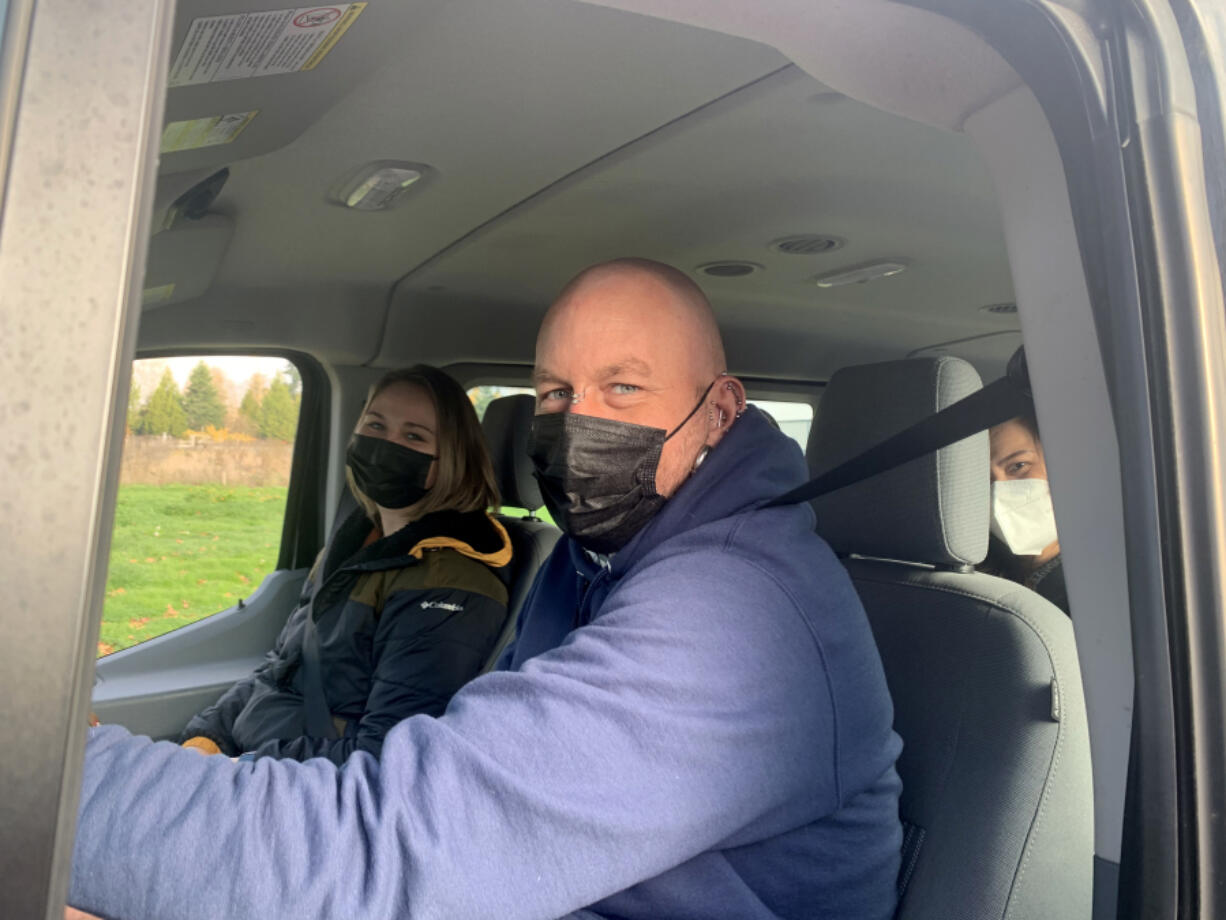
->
748, 398, 814, 452
468, 384, 535, 420
100, 356, 302, 656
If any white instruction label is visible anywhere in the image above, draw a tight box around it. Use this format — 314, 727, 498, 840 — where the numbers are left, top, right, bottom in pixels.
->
169, 4, 367, 87
161, 111, 259, 153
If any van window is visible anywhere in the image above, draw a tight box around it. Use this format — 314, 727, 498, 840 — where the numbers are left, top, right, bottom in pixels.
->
100, 356, 303, 656
748, 399, 814, 452
468, 384, 536, 420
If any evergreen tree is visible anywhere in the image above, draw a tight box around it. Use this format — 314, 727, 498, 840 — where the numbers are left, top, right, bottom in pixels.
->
139, 369, 187, 437
182, 361, 226, 430
237, 373, 267, 435
237, 390, 261, 434
126, 382, 143, 432
259, 376, 298, 441
281, 363, 302, 398
210, 366, 236, 427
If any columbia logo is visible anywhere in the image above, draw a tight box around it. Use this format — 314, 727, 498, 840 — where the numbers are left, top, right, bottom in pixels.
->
421, 600, 463, 612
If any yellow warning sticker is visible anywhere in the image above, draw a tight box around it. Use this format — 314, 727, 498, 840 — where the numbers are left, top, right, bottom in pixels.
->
168, 4, 367, 87
141, 284, 176, 307
160, 111, 258, 154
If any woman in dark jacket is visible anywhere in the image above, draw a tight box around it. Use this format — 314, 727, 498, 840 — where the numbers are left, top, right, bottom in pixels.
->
983, 403, 1068, 615
179, 365, 512, 764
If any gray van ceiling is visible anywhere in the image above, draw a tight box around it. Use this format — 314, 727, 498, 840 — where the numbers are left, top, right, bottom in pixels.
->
141, 0, 1019, 378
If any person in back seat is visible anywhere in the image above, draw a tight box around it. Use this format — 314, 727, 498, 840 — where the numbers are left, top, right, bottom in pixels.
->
983, 397, 1069, 614
178, 364, 512, 764
68, 260, 901, 920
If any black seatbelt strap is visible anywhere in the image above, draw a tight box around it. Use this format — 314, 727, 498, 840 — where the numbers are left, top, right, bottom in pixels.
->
765, 354, 1033, 508
300, 609, 338, 740
295, 500, 360, 741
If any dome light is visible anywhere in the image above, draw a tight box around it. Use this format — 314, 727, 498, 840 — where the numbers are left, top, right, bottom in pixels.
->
812, 260, 908, 288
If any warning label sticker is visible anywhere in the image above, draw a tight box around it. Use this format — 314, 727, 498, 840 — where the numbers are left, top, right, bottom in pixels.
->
142, 284, 177, 307
161, 111, 259, 154
168, 4, 366, 88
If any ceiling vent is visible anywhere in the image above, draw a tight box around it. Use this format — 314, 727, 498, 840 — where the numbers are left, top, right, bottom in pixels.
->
697, 261, 762, 278
981, 302, 1018, 315
769, 234, 844, 255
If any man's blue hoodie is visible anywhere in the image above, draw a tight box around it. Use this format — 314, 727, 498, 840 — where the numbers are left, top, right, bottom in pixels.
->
70, 407, 902, 920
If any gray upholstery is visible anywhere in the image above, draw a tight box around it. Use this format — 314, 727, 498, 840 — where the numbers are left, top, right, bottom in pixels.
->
481, 394, 543, 511
809, 358, 1092, 920
480, 396, 560, 671
807, 357, 989, 567
854, 563, 1093, 920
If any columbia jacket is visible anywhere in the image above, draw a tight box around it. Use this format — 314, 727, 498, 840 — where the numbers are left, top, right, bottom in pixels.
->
70, 407, 902, 920
181, 506, 512, 765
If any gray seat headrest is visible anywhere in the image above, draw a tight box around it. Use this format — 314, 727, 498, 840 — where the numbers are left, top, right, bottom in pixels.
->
481, 395, 543, 512
806, 356, 989, 567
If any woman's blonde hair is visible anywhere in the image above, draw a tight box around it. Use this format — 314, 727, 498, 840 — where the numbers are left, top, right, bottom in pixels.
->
346, 365, 500, 523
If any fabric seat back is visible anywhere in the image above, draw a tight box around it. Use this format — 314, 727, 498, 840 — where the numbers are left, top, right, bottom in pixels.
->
808, 357, 1093, 920
480, 395, 561, 672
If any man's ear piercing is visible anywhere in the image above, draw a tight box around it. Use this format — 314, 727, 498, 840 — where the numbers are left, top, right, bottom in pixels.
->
724, 380, 746, 417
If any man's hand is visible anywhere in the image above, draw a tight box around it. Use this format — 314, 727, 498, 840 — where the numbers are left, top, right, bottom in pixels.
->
66, 907, 101, 919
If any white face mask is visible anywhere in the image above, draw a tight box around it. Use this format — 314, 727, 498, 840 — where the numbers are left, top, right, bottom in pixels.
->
990, 478, 1059, 556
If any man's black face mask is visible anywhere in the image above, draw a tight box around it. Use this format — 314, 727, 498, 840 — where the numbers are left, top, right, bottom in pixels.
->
528, 382, 713, 554
346, 434, 434, 510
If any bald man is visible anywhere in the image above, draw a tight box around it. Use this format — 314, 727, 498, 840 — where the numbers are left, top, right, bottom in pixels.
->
68, 260, 902, 920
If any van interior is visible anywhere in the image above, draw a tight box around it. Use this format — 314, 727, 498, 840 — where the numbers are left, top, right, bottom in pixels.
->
12, 0, 1226, 917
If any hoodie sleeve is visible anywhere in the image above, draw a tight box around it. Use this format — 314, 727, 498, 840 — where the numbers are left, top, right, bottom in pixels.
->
69, 540, 851, 920
249, 586, 508, 765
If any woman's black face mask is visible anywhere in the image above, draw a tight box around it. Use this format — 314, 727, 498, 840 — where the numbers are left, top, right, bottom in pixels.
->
528, 381, 713, 554
346, 434, 434, 510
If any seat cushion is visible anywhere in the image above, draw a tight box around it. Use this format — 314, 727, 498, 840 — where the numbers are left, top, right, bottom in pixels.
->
846, 559, 1093, 920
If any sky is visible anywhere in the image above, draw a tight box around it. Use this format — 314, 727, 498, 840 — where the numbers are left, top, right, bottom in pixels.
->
131, 355, 294, 400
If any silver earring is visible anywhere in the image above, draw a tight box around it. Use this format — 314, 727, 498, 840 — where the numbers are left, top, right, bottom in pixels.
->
724, 381, 745, 418
692, 445, 711, 471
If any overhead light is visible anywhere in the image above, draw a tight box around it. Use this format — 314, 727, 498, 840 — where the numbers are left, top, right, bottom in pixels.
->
330, 161, 430, 211
812, 260, 908, 288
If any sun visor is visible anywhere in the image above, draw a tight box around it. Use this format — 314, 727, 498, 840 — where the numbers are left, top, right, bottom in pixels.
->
158, 1, 441, 176
141, 213, 234, 310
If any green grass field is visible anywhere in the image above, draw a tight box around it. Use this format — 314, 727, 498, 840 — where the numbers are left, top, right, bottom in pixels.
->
100, 484, 288, 656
